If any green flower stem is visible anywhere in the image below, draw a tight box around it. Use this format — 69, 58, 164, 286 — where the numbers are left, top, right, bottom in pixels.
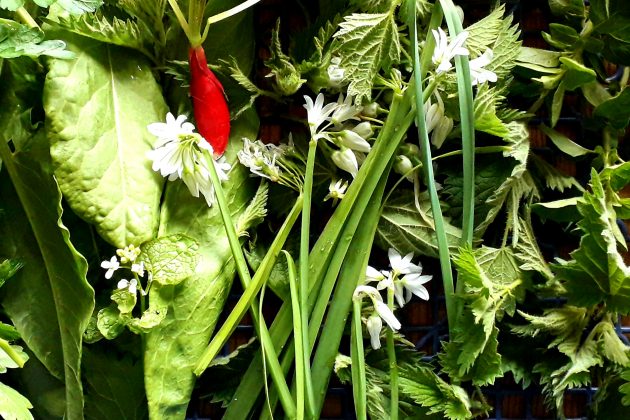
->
15, 7, 38, 29
408, 0, 456, 332
0, 338, 25, 368
166, 0, 194, 43
284, 251, 306, 420
386, 288, 398, 420
188, 0, 207, 46
351, 300, 367, 420
433, 146, 508, 161
194, 158, 302, 419
202, 0, 262, 42
300, 140, 317, 417
438, 0, 475, 248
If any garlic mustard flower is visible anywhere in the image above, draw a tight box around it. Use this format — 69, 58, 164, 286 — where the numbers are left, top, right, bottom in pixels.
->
303, 93, 338, 140
101, 256, 120, 279
431, 28, 469, 74
469, 49, 498, 85
131, 262, 145, 277
147, 113, 231, 207
116, 245, 141, 264
117, 278, 138, 295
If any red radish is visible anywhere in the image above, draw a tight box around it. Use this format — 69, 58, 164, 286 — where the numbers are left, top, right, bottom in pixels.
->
189, 45, 230, 156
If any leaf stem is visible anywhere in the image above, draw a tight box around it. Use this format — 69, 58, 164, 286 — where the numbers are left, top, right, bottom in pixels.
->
284, 251, 305, 420
166, 0, 195, 45
386, 288, 398, 420
0, 338, 25, 368
15, 7, 38, 29
351, 300, 367, 420
433, 146, 508, 161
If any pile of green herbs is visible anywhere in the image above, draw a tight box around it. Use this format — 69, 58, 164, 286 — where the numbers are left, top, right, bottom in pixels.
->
0, 0, 629, 419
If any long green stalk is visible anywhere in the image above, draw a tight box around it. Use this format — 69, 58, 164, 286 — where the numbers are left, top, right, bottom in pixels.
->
300, 140, 317, 417
195, 160, 302, 418
351, 300, 367, 420
285, 251, 305, 420
0, 338, 25, 368
407, 0, 456, 331
386, 289, 398, 419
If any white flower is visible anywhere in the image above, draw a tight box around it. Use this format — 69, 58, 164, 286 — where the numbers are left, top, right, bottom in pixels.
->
324, 179, 349, 202
331, 94, 361, 127
331, 148, 359, 178
424, 100, 442, 133
131, 261, 145, 277
353, 285, 401, 331
117, 278, 138, 295
101, 256, 119, 279
387, 248, 432, 305
116, 245, 141, 264
394, 155, 415, 181
431, 116, 453, 148
400, 273, 432, 302
352, 122, 374, 139
469, 49, 498, 85
238, 138, 282, 182
327, 56, 345, 88
425, 94, 453, 148
432, 28, 469, 74
388, 248, 422, 279
303, 94, 338, 139
365, 265, 386, 283
338, 130, 371, 153
147, 113, 230, 207
366, 313, 383, 349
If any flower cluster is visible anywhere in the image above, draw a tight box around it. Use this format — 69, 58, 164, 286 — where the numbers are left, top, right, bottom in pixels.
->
146, 113, 231, 207
100, 245, 147, 296
303, 93, 376, 178
353, 248, 432, 349
237, 137, 304, 191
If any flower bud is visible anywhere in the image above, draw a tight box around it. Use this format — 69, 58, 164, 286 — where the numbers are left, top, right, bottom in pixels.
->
332, 148, 359, 178
394, 155, 415, 181
431, 116, 453, 148
361, 102, 379, 118
338, 130, 371, 153
352, 121, 374, 139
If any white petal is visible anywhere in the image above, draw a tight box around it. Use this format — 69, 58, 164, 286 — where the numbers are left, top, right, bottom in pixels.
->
374, 301, 401, 330
365, 266, 385, 282
366, 314, 383, 350
117, 279, 129, 289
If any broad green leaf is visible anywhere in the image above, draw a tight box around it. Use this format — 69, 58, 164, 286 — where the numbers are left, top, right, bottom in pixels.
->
594, 88, 630, 129
139, 234, 199, 286
551, 81, 565, 127
111, 289, 136, 314
609, 162, 630, 191
333, 11, 400, 102
0, 382, 33, 420
559, 57, 596, 91
516, 47, 562, 73
96, 306, 125, 340
539, 124, 593, 157
590, 0, 630, 64
143, 115, 257, 419
55, 0, 102, 14
83, 347, 148, 420
376, 191, 461, 258
0, 19, 74, 59
0, 129, 93, 418
0, 0, 23, 10
44, 33, 167, 248
0, 323, 20, 341
0, 258, 22, 288
582, 81, 612, 107
544, 24, 579, 49
532, 197, 582, 222
0, 344, 28, 373
549, 0, 584, 17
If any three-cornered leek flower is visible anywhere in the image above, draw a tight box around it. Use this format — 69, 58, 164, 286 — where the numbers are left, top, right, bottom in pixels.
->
147, 112, 230, 207
431, 27, 469, 74
469, 49, 498, 85
353, 285, 402, 350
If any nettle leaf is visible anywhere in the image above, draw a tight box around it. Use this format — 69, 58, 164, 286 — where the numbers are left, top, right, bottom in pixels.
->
54, 0, 102, 14
441, 246, 524, 385
44, 33, 168, 248
333, 11, 400, 103
139, 234, 199, 286
266, 20, 305, 96
0, 382, 33, 420
514, 215, 554, 282
473, 83, 509, 138
236, 181, 268, 237
376, 191, 462, 259
555, 170, 630, 312
465, 5, 521, 82
0, 19, 74, 59
530, 154, 583, 193
53, 12, 154, 60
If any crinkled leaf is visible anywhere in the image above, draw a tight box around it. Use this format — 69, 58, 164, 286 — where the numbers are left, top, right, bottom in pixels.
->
96, 306, 125, 340
0, 382, 33, 420
376, 191, 461, 259
0, 19, 74, 59
44, 33, 167, 248
236, 181, 268, 237
514, 215, 554, 282
111, 288, 136, 314
139, 234, 199, 286
126, 307, 166, 334
333, 11, 400, 102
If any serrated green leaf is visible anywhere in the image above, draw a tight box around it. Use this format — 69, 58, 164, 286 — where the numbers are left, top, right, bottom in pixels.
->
376, 191, 461, 259
53, 12, 154, 60
0, 19, 74, 59
539, 123, 593, 157
473, 83, 509, 138
139, 234, 199, 286
0, 382, 33, 420
44, 33, 167, 248
465, 5, 521, 82
514, 215, 554, 281
236, 181, 268, 237
55, 0, 102, 14
530, 154, 583, 192
333, 11, 400, 102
